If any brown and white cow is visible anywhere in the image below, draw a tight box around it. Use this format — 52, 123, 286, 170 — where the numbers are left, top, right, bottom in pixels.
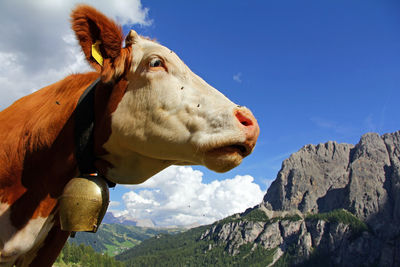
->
0, 5, 259, 267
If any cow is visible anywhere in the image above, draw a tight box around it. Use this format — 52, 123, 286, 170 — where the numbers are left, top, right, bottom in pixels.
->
0, 4, 259, 267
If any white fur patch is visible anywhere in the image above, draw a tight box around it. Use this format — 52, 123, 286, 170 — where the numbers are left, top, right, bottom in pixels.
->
0, 203, 54, 266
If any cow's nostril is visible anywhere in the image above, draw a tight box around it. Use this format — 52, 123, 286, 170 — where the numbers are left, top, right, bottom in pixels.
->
241, 120, 250, 126
235, 110, 254, 127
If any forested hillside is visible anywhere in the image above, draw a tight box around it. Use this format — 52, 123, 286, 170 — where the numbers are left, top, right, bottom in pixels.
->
115, 209, 368, 266
68, 223, 185, 256
115, 222, 277, 266
54, 223, 187, 266
54, 242, 125, 267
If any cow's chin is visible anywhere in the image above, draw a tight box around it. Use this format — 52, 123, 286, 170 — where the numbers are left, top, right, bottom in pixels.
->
203, 147, 244, 173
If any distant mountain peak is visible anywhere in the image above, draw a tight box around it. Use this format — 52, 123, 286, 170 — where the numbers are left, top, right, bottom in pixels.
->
103, 212, 155, 228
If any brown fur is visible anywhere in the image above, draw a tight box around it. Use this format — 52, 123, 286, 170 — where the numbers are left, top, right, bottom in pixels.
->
0, 5, 131, 266
71, 4, 130, 83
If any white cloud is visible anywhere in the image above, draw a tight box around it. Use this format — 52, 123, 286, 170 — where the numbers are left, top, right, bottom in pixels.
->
120, 166, 264, 226
0, 0, 150, 109
109, 201, 121, 208
233, 72, 242, 83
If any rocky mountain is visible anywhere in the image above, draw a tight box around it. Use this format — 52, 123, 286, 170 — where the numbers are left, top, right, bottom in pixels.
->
117, 131, 400, 266
259, 131, 400, 265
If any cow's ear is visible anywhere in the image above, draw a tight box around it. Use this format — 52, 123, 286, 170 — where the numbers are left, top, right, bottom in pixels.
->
71, 5, 127, 82
125, 29, 139, 47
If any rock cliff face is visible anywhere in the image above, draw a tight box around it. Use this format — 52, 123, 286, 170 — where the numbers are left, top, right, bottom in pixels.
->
263, 132, 400, 237
200, 131, 400, 266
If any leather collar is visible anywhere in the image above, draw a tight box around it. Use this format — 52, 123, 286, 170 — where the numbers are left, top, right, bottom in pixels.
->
74, 78, 116, 187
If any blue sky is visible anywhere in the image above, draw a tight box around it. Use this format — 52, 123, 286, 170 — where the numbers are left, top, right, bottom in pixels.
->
1, 0, 399, 226
111, 1, 400, 193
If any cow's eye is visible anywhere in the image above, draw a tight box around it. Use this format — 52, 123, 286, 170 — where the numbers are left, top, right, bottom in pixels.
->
149, 58, 163, 68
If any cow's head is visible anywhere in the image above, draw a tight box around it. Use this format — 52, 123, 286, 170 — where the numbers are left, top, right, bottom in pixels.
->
71, 5, 259, 184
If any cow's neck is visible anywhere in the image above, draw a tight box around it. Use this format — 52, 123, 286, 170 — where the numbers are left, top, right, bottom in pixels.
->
0, 72, 120, 229
93, 77, 128, 177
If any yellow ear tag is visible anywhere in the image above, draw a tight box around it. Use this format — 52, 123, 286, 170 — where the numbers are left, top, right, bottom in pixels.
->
91, 40, 103, 66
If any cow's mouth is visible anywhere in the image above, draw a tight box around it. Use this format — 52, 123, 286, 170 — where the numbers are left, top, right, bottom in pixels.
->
203, 142, 252, 173
211, 143, 251, 158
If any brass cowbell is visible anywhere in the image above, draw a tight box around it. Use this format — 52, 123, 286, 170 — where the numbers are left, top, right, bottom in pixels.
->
59, 174, 109, 233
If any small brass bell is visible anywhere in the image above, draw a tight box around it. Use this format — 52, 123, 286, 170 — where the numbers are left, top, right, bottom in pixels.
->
59, 175, 109, 233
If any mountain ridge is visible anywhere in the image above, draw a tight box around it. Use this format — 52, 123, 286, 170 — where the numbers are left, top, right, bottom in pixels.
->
103, 211, 201, 229
103, 212, 156, 228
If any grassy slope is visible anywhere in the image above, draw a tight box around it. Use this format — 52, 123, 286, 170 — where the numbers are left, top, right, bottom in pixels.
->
69, 223, 186, 256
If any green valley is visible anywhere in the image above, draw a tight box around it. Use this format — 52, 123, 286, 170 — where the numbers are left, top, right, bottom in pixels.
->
68, 223, 186, 256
